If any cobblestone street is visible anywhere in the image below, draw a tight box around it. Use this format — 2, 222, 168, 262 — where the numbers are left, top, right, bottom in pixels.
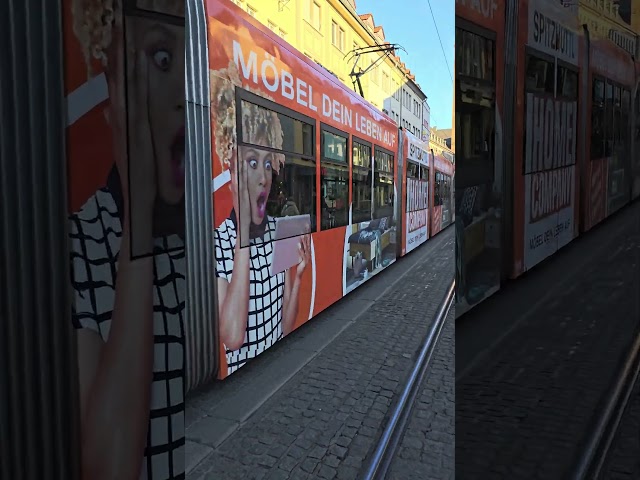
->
600, 370, 640, 479
186, 227, 455, 480
387, 309, 455, 480
456, 202, 640, 480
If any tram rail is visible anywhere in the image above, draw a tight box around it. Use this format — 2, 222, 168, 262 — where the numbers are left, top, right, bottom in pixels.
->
572, 327, 640, 480
362, 278, 455, 480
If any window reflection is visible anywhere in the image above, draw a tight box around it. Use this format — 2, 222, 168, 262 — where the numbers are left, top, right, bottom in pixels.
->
320, 128, 349, 229
237, 99, 318, 244
352, 141, 372, 223
592, 78, 605, 159
374, 149, 394, 219
526, 56, 554, 94
456, 28, 494, 81
241, 100, 314, 157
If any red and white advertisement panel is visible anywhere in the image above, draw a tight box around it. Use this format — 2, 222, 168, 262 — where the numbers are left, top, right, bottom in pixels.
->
401, 129, 430, 254
521, 0, 580, 271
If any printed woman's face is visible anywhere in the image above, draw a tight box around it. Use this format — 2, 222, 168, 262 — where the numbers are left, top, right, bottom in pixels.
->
240, 145, 274, 225
133, 18, 185, 205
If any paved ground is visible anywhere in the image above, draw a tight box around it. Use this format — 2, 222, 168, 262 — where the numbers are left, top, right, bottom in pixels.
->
186, 227, 455, 480
456, 201, 640, 480
599, 373, 640, 479
387, 309, 455, 480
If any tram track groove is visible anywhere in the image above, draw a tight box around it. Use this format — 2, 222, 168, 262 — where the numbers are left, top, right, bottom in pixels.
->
572, 327, 640, 480
361, 278, 455, 480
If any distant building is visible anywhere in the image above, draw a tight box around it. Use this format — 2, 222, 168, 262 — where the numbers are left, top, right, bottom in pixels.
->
430, 126, 454, 164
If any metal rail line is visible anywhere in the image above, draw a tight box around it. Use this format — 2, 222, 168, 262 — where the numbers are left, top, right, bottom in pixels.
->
362, 278, 455, 480
572, 327, 640, 479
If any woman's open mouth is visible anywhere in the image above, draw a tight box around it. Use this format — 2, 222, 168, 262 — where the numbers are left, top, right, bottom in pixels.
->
256, 192, 267, 219
171, 126, 185, 189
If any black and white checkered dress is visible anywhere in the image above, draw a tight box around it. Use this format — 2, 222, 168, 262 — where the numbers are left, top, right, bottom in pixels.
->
69, 186, 185, 480
214, 212, 286, 375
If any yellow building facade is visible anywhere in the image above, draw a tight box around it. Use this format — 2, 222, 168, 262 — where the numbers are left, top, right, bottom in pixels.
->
430, 127, 454, 161
229, 0, 427, 134
576, 0, 638, 55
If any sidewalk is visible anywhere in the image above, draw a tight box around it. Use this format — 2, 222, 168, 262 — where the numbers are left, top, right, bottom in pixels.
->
456, 201, 640, 480
186, 226, 454, 480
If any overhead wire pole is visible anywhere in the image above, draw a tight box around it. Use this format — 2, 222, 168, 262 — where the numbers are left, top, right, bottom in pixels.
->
344, 43, 406, 100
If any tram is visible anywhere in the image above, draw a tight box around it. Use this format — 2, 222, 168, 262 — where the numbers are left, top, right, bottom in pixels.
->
62, 0, 455, 406
455, 0, 640, 316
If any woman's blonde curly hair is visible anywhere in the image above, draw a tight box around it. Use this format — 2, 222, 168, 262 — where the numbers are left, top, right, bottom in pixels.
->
70, 0, 184, 79
71, 0, 117, 78
210, 61, 286, 174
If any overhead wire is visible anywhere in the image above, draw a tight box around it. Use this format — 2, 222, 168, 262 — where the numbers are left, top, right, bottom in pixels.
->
426, 0, 454, 84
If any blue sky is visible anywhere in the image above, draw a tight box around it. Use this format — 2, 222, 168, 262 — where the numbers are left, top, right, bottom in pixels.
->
360, 0, 455, 129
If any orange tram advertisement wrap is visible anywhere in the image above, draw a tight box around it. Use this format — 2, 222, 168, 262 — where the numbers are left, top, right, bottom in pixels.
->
456, 0, 640, 317
432, 153, 455, 236
201, 0, 455, 381
58, 0, 453, 477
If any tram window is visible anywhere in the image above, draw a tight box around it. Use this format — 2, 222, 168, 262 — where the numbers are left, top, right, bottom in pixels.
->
613, 85, 622, 145
352, 140, 372, 223
320, 129, 349, 230
240, 100, 314, 157
591, 78, 605, 159
459, 106, 494, 162
621, 89, 630, 145
557, 66, 578, 100
605, 81, 614, 156
525, 55, 554, 95
456, 27, 494, 82
237, 99, 317, 246
434, 172, 443, 206
421, 166, 429, 182
407, 161, 420, 180
439, 174, 450, 206
373, 148, 394, 219
322, 130, 347, 162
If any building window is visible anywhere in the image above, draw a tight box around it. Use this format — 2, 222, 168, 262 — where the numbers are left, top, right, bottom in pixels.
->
268, 20, 277, 32
370, 59, 378, 84
382, 71, 390, 93
331, 21, 345, 51
279, 28, 287, 39
246, 4, 256, 16
304, 0, 321, 30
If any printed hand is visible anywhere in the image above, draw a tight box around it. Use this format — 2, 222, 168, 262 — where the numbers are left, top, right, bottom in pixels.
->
125, 49, 156, 217
231, 147, 252, 248
115, 48, 156, 256
296, 230, 312, 279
